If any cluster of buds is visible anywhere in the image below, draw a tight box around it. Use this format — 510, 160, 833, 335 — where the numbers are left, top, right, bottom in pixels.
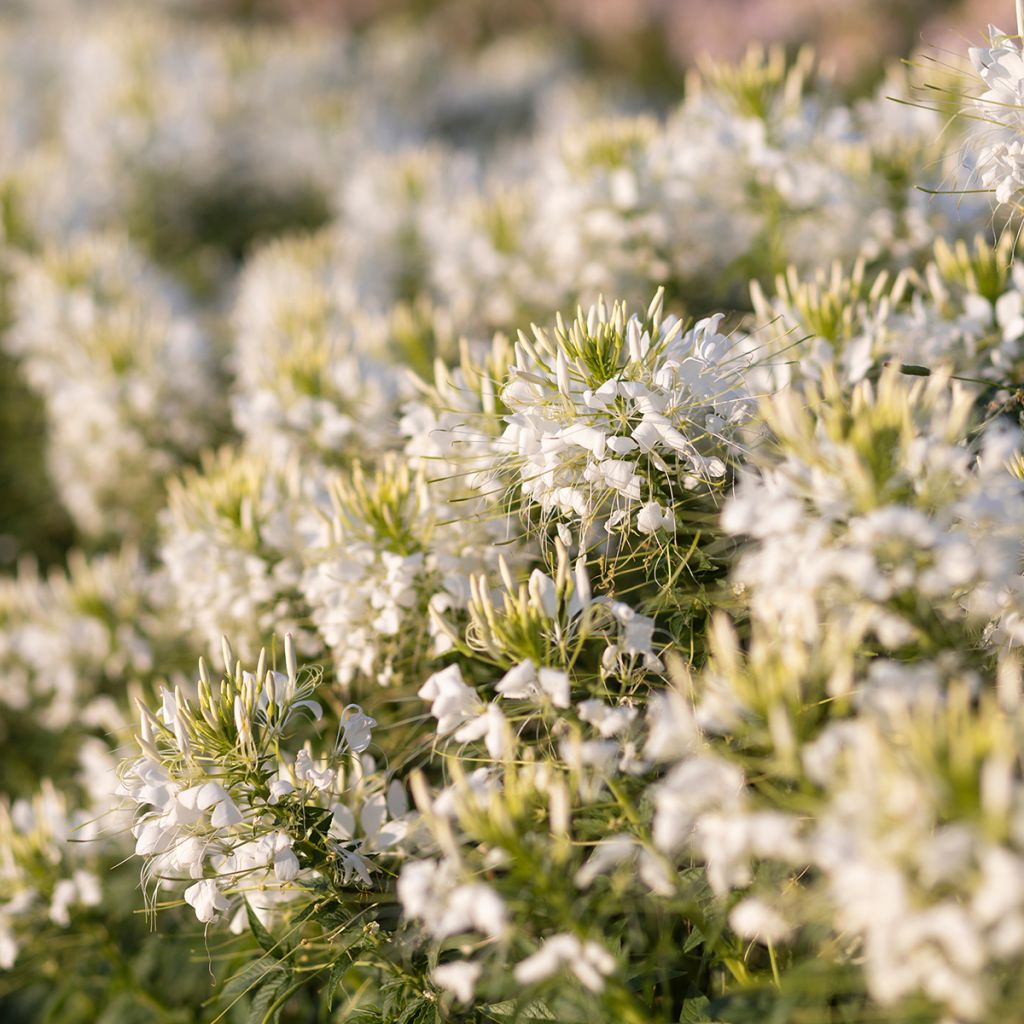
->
434, 540, 662, 684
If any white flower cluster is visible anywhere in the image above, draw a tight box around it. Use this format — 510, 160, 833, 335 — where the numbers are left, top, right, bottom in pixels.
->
499, 291, 754, 538
121, 636, 383, 932
967, 27, 1024, 208
0, 780, 106, 970
392, 546, 666, 1009
723, 369, 1024, 670
648, 645, 1024, 1021
3, 234, 218, 539
4, 9, 1024, 1024
422, 50, 960, 336
747, 234, 1024, 389
303, 456, 518, 688
160, 450, 318, 664
803, 701, 1024, 1021
0, 545, 171, 731
230, 231, 407, 468
640, 365, 1024, 1021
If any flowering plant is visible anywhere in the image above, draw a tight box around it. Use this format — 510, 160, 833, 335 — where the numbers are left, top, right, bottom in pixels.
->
4, 5, 1024, 1023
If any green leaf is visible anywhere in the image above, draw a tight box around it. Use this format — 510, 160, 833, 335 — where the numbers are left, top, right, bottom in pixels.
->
678, 994, 719, 1023
94, 994, 157, 1024
483, 1000, 557, 1021
301, 805, 334, 842
245, 899, 280, 957
682, 926, 706, 954
247, 971, 291, 1024
325, 959, 347, 1008
395, 1000, 430, 1024
221, 960, 287, 1005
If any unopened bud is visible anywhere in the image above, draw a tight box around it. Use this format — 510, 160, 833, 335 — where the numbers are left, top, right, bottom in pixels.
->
285, 633, 297, 685
556, 349, 571, 397
220, 636, 234, 676
574, 555, 592, 607
548, 777, 570, 837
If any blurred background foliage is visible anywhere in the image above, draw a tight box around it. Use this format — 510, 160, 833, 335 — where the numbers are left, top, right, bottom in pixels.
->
0, 0, 1008, 573
142, 0, 1011, 93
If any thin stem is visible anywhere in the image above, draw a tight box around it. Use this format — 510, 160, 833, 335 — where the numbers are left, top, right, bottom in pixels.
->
1018, 0, 1024, 42
767, 938, 781, 989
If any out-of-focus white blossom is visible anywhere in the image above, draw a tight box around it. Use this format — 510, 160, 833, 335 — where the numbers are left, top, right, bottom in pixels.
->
514, 933, 616, 992
231, 230, 409, 467
161, 449, 319, 663
4, 234, 219, 539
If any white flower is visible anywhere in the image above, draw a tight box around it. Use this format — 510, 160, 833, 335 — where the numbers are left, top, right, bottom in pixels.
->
453, 703, 510, 759
398, 859, 506, 939
432, 961, 482, 1004
494, 660, 571, 709
184, 879, 229, 924
513, 933, 616, 992
272, 833, 300, 883
577, 699, 637, 737
418, 665, 482, 736
268, 778, 295, 805
189, 782, 244, 828
636, 501, 676, 535
498, 294, 753, 531
295, 749, 335, 793
0, 925, 16, 970
652, 756, 745, 856
538, 668, 571, 709
341, 705, 376, 753
729, 898, 791, 943
495, 660, 538, 699
48, 870, 101, 927
967, 29, 1024, 208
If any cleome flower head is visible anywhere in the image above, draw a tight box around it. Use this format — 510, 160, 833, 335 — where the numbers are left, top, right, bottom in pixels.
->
723, 366, 1024, 687
303, 452, 518, 687
161, 448, 318, 664
966, 27, 1024, 209
302, 456, 437, 688
230, 229, 409, 468
120, 635, 381, 934
4, 232, 218, 540
498, 289, 755, 541
0, 780, 105, 970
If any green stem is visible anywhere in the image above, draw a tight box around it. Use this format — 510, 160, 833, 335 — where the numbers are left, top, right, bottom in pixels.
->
606, 777, 642, 831
767, 938, 781, 989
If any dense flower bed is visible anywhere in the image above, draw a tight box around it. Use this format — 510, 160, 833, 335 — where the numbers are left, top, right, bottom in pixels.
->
2, 4, 1024, 1023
